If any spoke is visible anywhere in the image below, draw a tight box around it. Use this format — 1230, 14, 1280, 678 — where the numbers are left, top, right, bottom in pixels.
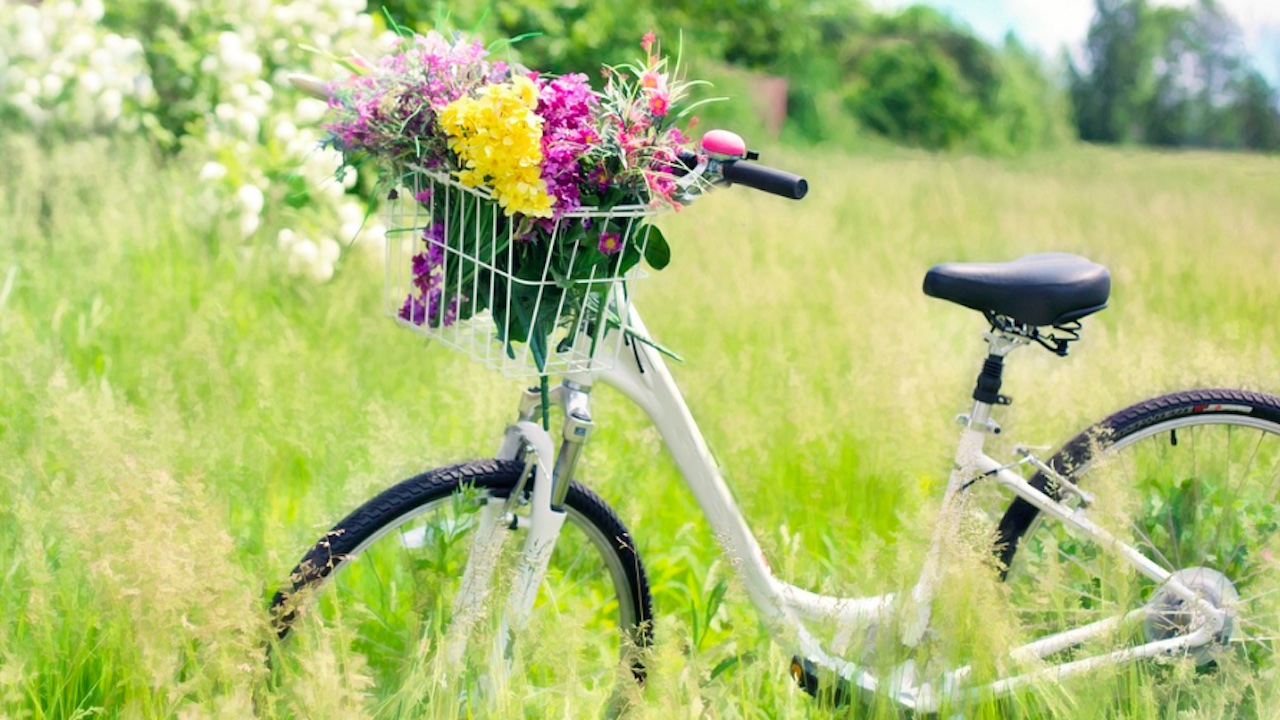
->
1013, 581, 1112, 612
1234, 616, 1280, 643
1164, 501, 1185, 570
1255, 465, 1280, 517
366, 534, 395, 608
1224, 546, 1279, 588
1207, 428, 1260, 568
1052, 536, 1106, 577
1191, 424, 1199, 493
1007, 413, 1280, 682
1130, 520, 1176, 573
1237, 585, 1280, 605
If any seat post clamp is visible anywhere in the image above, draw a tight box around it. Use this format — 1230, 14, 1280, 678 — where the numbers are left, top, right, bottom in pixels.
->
972, 354, 1006, 406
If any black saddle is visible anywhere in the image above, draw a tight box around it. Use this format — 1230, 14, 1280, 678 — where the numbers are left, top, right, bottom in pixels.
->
923, 253, 1111, 327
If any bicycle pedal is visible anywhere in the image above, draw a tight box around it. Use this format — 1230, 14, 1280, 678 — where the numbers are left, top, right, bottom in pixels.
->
789, 656, 852, 707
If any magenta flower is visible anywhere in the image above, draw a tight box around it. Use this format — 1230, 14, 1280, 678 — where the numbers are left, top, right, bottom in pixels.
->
598, 231, 622, 255
536, 73, 598, 218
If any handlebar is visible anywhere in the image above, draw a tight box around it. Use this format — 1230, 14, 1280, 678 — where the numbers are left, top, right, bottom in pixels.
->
720, 161, 808, 200
680, 130, 808, 200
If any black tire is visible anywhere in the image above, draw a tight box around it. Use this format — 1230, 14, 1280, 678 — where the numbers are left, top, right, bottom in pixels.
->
996, 389, 1280, 665
271, 459, 652, 695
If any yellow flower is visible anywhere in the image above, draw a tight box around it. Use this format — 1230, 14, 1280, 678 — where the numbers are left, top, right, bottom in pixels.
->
439, 76, 553, 218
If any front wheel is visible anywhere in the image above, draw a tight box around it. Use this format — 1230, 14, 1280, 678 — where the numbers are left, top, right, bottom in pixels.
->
997, 389, 1280, 674
271, 459, 653, 705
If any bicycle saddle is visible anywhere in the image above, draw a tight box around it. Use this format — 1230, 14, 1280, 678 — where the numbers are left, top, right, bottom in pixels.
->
922, 253, 1111, 327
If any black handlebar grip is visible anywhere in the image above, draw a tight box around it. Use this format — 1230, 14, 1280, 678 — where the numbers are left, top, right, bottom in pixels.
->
721, 161, 808, 200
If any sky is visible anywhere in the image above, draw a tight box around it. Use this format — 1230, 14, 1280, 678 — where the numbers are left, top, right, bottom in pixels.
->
872, 0, 1280, 82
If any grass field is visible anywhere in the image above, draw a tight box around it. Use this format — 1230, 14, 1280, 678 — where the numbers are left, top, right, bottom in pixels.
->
2, 137, 1279, 718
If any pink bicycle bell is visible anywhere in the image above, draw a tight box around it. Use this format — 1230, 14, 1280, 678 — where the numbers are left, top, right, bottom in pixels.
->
701, 129, 748, 160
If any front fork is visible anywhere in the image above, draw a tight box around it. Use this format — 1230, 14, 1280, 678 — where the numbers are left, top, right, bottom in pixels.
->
455, 382, 594, 671
504, 381, 596, 510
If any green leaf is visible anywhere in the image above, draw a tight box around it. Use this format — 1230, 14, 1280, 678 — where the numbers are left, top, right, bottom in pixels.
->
281, 173, 311, 209
642, 225, 671, 270
709, 655, 740, 681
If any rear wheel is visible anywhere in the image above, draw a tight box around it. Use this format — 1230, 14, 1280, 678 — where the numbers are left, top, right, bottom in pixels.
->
271, 460, 652, 703
997, 390, 1280, 672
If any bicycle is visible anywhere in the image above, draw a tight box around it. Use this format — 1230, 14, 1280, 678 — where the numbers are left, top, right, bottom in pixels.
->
269, 123, 1280, 714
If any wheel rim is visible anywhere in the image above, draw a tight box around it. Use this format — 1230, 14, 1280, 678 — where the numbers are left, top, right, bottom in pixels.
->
283, 485, 642, 701
1005, 415, 1280, 668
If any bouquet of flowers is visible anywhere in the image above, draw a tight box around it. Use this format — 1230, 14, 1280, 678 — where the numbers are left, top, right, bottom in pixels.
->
322, 30, 706, 373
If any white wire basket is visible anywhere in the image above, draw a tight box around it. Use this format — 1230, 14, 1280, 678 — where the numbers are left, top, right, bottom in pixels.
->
385, 168, 659, 377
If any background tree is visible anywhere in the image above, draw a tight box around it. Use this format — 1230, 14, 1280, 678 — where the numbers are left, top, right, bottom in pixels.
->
369, 0, 1070, 153
1235, 70, 1280, 150
1070, 0, 1280, 151
1069, 0, 1159, 143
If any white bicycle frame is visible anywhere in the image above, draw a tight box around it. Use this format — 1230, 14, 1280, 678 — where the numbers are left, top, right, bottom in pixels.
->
469, 300, 1229, 713
275, 72, 1233, 707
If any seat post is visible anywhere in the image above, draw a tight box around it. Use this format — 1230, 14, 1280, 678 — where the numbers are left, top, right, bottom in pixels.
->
972, 354, 1006, 406
964, 330, 1027, 432
906, 329, 1027, 646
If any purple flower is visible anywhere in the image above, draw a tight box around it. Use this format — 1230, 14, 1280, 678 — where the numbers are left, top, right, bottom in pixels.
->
399, 295, 428, 325
598, 231, 622, 255
402, 221, 464, 328
322, 30, 510, 172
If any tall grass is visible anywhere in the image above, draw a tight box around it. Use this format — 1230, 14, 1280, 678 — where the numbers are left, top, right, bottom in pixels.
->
1, 136, 1278, 718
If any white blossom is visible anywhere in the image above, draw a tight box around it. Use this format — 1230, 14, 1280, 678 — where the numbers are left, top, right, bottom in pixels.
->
96, 88, 122, 123
2, 0, 382, 282
239, 212, 261, 239
199, 162, 228, 182
236, 184, 265, 216
273, 120, 297, 142
41, 74, 64, 99
294, 98, 328, 126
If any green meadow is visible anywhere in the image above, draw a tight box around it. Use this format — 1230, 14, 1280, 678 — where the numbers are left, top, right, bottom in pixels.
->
2, 137, 1279, 718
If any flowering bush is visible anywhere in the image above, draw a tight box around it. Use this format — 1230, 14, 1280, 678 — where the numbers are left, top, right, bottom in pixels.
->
0, 0, 155, 133
323, 31, 703, 368
131, 0, 382, 279
0, 0, 382, 283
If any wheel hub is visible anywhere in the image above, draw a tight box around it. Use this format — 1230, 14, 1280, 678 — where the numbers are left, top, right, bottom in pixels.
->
1143, 567, 1239, 665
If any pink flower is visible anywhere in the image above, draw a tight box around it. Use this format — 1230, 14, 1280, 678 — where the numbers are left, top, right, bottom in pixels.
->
648, 93, 669, 117
641, 31, 656, 55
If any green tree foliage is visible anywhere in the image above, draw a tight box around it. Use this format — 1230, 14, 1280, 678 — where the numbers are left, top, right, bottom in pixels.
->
1236, 71, 1280, 150
1070, 0, 1280, 151
844, 40, 981, 150
374, 0, 1071, 154
1070, 0, 1157, 143
838, 7, 1069, 151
